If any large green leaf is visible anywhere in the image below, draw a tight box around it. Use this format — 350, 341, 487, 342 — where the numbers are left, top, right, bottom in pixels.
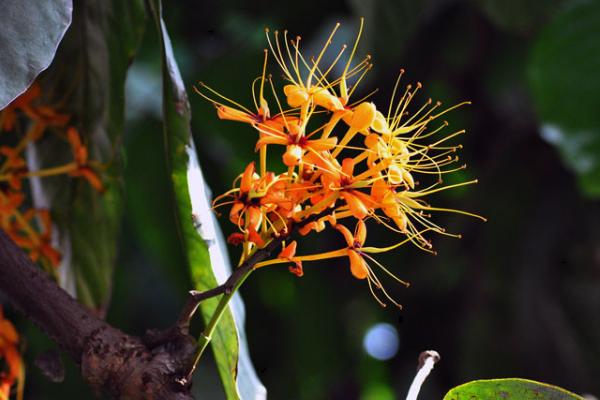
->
147, 1, 266, 398
529, 1, 600, 197
28, 0, 146, 312
0, 0, 72, 109
443, 378, 583, 400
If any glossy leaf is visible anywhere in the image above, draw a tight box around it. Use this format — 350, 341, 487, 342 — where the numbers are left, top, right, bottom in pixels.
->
147, 1, 266, 399
529, 1, 600, 197
0, 0, 72, 109
28, 0, 146, 312
444, 378, 583, 400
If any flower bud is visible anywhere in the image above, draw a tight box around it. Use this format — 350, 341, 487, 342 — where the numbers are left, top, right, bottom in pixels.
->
313, 88, 344, 111
283, 144, 303, 166
284, 85, 309, 108
349, 102, 376, 132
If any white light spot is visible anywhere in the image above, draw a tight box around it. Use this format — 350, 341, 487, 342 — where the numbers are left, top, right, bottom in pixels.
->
363, 323, 399, 361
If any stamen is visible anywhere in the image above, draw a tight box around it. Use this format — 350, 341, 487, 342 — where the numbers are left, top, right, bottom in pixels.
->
306, 22, 340, 87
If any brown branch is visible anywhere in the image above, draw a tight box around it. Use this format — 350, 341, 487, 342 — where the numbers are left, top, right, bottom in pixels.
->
0, 229, 195, 399
176, 285, 227, 333
0, 208, 332, 398
0, 230, 102, 359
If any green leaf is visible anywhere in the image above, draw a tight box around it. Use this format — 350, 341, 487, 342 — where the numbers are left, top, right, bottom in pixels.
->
147, 1, 266, 399
529, 1, 600, 197
28, 0, 146, 312
443, 378, 584, 400
0, 0, 72, 109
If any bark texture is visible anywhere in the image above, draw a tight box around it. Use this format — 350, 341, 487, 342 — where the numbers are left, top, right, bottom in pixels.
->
0, 230, 195, 399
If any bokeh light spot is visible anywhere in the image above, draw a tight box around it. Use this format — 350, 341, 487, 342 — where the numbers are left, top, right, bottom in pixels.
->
362, 323, 399, 361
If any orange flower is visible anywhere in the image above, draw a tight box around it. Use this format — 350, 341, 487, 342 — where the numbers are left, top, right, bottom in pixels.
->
0, 192, 24, 216
308, 156, 377, 220
331, 220, 411, 306
226, 162, 266, 231
24, 106, 70, 132
67, 127, 104, 192
335, 220, 369, 279
201, 20, 485, 306
0, 306, 23, 400
195, 49, 271, 127
0, 147, 28, 190
278, 241, 303, 276
0, 83, 41, 131
214, 162, 296, 252
22, 209, 62, 268
0, 147, 26, 170
255, 220, 412, 307
255, 119, 338, 167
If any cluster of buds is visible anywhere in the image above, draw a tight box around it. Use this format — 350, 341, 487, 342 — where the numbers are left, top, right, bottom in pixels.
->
0, 83, 104, 272
200, 21, 484, 306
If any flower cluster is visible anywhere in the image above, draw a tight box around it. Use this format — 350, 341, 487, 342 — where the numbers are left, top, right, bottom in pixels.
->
199, 21, 484, 306
0, 83, 104, 272
0, 306, 23, 400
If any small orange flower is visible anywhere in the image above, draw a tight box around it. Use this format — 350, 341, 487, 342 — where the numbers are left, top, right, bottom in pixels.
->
310, 156, 377, 220
0, 83, 41, 131
0, 306, 23, 400
256, 119, 338, 167
335, 220, 368, 279
278, 241, 303, 276
23, 209, 62, 268
67, 127, 104, 192
0, 192, 24, 216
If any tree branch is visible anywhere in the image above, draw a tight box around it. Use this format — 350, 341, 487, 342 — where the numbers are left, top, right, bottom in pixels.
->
0, 229, 195, 399
0, 230, 102, 360
0, 208, 332, 398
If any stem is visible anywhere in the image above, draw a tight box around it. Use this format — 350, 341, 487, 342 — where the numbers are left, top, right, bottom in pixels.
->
406, 350, 440, 400
254, 248, 347, 269
0, 162, 77, 182
176, 285, 228, 333
187, 267, 253, 380
0, 122, 43, 173
259, 145, 267, 178
182, 207, 335, 379
331, 127, 358, 158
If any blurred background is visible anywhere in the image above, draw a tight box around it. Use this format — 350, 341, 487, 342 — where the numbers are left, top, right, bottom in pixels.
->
16, 0, 600, 398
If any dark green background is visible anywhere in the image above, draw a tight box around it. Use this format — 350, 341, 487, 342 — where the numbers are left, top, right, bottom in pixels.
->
10, 0, 600, 399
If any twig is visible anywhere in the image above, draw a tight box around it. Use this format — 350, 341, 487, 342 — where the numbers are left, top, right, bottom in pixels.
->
176, 208, 333, 333
180, 209, 334, 380
406, 350, 441, 400
177, 285, 228, 333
